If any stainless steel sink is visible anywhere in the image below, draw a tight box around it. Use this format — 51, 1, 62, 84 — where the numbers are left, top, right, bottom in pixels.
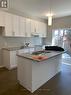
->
32, 51, 51, 55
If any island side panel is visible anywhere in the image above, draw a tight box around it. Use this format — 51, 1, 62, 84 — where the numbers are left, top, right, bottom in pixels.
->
17, 56, 32, 92
32, 54, 62, 92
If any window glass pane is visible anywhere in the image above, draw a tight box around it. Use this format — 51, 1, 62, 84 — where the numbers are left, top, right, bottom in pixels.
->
54, 30, 58, 36
60, 30, 63, 36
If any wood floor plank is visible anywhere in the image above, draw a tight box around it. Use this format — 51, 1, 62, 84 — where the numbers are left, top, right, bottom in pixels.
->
0, 64, 71, 95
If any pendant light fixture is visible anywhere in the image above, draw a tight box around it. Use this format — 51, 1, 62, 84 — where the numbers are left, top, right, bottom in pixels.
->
0, 0, 7, 8
48, 14, 52, 26
47, 0, 53, 26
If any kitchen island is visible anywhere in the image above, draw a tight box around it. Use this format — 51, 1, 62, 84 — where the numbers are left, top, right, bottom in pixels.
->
17, 50, 64, 93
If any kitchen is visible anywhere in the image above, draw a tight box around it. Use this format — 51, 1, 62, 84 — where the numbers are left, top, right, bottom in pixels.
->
0, 0, 71, 95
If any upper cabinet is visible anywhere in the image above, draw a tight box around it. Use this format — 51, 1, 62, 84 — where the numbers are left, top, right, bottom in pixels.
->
38, 22, 47, 37
31, 20, 39, 35
19, 16, 26, 37
0, 11, 5, 26
31, 19, 35, 35
12, 14, 20, 37
0, 11, 47, 37
4, 12, 13, 36
3, 12, 20, 36
31, 19, 47, 37
26, 18, 31, 37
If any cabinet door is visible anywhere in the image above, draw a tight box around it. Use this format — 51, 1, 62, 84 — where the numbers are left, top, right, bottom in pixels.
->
4, 12, 13, 36
31, 20, 40, 36
3, 50, 10, 69
31, 19, 35, 35
26, 18, 31, 37
19, 16, 26, 37
0, 11, 5, 26
3, 50, 17, 70
12, 14, 20, 36
42, 23, 47, 37
38, 22, 47, 37
10, 51, 17, 68
34, 20, 39, 34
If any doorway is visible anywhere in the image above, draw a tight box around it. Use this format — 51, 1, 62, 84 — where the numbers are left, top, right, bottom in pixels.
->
52, 28, 71, 65
52, 29, 71, 51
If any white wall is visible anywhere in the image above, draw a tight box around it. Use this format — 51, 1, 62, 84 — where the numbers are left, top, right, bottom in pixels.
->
52, 16, 71, 29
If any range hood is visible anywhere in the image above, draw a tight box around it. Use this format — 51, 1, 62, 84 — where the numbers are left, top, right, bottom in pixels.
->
0, 26, 5, 35
31, 33, 40, 37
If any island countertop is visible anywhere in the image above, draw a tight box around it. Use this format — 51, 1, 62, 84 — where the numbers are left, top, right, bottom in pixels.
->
17, 50, 64, 62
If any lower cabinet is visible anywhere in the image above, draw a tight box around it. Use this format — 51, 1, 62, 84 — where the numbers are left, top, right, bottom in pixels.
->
2, 47, 35, 70
3, 49, 17, 70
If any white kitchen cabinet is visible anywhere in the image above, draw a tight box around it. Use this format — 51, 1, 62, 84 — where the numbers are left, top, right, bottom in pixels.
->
0, 11, 5, 26
0, 11, 47, 37
3, 12, 20, 37
2, 47, 34, 70
19, 16, 26, 37
42, 22, 47, 37
4, 13, 26, 37
31, 20, 47, 37
38, 22, 47, 37
26, 18, 31, 37
34, 20, 39, 34
3, 49, 17, 70
4, 12, 13, 36
12, 14, 20, 36
31, 20, 39, 36
17, 51, 62, 93
31, 19, 36, 35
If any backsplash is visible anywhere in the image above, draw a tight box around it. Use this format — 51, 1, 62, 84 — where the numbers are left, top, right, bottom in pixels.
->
0, 36, 43, 67
0, 36, 43, 48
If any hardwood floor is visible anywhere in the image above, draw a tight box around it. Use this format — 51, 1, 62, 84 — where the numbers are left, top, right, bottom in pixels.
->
0, 65, 71, 95
0, 54, 71, 95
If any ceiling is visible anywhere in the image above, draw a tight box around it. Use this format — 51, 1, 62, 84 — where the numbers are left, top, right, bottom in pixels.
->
9, 0, 71, 19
